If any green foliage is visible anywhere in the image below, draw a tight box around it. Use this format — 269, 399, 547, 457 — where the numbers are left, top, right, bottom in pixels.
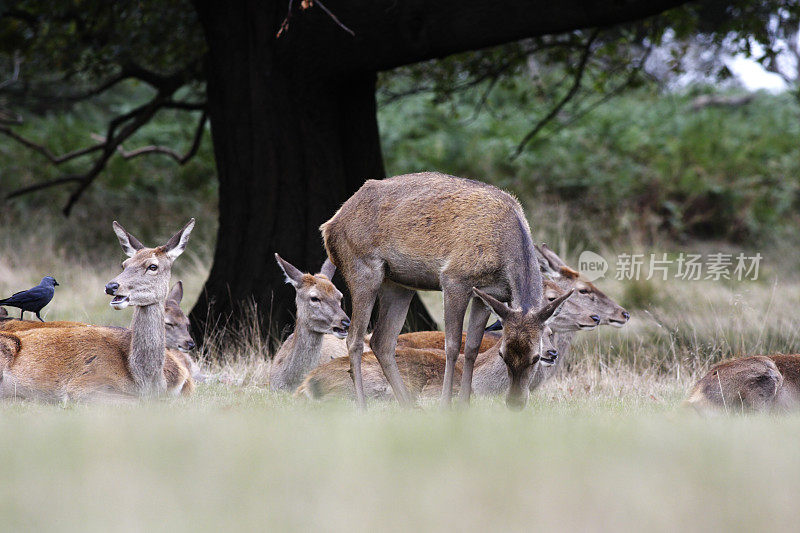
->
379, 77, 800, 243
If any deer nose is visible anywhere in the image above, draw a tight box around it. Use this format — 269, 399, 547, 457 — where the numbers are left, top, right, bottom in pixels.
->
185, 340, 195, 350
590, 315, 600, 324
547, 349, 558, 360
622, 311, 630, 320
105, 282, 119, 295
341, 318, 351, 329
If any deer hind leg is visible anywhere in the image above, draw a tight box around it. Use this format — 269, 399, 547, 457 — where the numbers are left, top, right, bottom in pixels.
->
440, 283, 471, 408
345, 263, 383, 409
458, 297, 491, 405
369, 282, 414, 406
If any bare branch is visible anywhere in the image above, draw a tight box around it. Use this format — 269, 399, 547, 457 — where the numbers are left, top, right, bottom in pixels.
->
61, 72, 131, 102
6, 175, 84, 199
276, 0, 296, 38
314, 0, 355, 37
163, 100, 207, 111
0, 125, 105, 164
276, 0, 354, 38
512, 29, 599, 159
97, 111, 208, 164
0, 51, 22, 90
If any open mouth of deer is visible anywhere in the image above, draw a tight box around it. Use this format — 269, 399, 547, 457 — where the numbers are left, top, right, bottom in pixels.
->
331, 326, 348, 339
110, 295, 130, 309
539, 353, 558, 366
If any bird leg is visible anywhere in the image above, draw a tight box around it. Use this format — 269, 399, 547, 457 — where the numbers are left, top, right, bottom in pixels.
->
36, 311, 43, 322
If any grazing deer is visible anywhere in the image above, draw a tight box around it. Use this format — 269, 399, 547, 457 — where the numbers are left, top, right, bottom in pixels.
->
0, 219, 196, 401
686, 355, 800, 414
269, 254, 351, 392
300, 261, 628, 402
322, 172, 556, 408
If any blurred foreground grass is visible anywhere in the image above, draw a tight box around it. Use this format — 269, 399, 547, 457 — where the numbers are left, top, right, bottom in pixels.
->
2, 388, 800, 531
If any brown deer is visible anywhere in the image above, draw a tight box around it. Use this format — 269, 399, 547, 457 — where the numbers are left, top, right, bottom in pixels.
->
297, 324, 563, 404
686, 355, 800, 414
269, 254, 351, 392
535, 244, 629, 327
322, 172, 557, 408
298, 253, 628, 402
0, 219, 196, 401
0, 282, 203, 382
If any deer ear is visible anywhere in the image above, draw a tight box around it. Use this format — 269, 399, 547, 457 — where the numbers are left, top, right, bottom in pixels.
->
113, 221, 145, 257
536, 243, 567, 277
472, 288, 513, 321
164, 218, 195, 260
168, 281, 184, 304
319, 258, 336, 279
538, 289, 574, 326
275, 253, 304, 288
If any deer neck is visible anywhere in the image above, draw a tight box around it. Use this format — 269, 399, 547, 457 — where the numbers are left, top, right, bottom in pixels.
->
271, 319, 325, 392
472, 345, 510, 395
129, 302, 167, 395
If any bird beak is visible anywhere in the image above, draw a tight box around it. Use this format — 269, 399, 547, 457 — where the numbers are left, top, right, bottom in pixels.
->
55, 282, 60, 286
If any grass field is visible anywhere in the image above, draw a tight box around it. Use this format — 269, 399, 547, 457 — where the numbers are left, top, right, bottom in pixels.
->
3, 391, 800, 531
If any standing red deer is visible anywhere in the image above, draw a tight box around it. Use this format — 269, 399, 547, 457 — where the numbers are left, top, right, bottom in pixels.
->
321, 172, 569, 409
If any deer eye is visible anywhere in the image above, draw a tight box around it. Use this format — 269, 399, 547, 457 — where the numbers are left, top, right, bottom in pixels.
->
310, 296, 320, 303
579, 289, 589, 294
148, 264, 158, 271
547, 296, 556, 302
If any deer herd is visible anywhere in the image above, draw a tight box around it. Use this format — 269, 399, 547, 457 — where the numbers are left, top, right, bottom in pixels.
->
0, 171, 797, 413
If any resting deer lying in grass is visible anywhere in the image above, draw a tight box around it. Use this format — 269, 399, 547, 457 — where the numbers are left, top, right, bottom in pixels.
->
686, 355, 800, 414
299, 246, 629, 401
322, 172, 561, 408
269, 254, 351, 392
0, 282, 204, 381
0, 219, 196, 401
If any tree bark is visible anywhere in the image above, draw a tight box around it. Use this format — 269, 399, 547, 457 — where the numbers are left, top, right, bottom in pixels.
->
190, 0, 689, 343
190, 0, 435, 341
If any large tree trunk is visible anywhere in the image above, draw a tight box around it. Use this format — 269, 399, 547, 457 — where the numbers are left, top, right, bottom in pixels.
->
190, 0, 435, 343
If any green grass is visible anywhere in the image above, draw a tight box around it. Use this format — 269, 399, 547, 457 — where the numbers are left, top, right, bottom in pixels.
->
2, 388, 799, 531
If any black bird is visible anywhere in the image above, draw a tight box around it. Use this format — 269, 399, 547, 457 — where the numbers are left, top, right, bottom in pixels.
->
0, 276, 59, 321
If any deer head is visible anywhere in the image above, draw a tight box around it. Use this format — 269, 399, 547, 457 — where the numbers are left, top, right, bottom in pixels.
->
473, 287, 573, 409
105, 219, 195, 310
536, 244, 630, 327
164, 281, 195, 352
275, 254, 350, 338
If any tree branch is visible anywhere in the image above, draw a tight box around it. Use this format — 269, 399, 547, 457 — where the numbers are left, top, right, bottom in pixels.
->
512, 29, 598, 158
0, 125, 105, 164
6, 175, 84, 199
100, 111, 208, 164
0, 51, 22, 90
